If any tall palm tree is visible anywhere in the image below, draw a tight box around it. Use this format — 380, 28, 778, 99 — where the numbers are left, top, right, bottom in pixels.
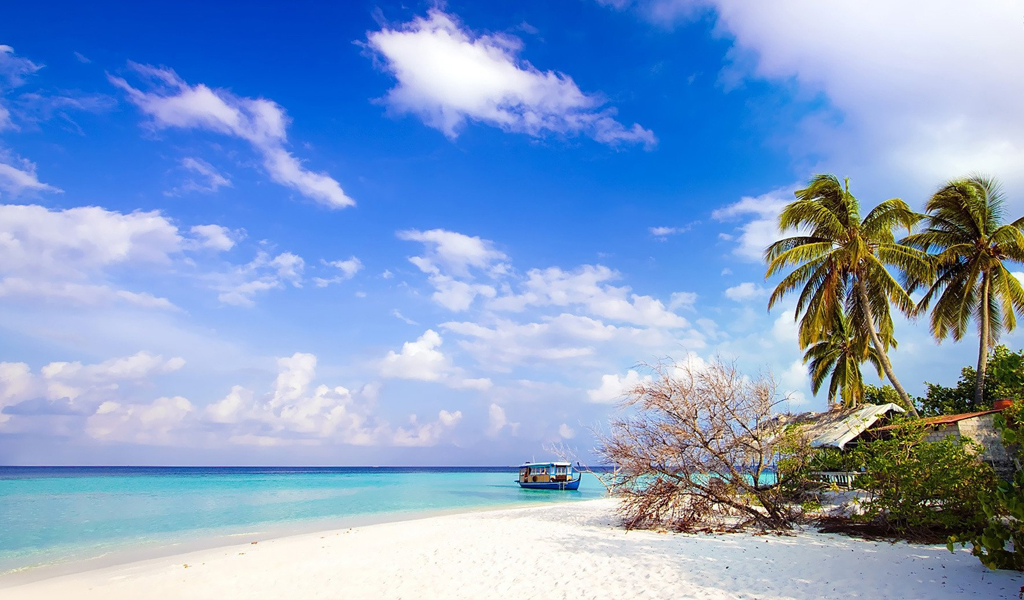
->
765, 174, 929, 417
903, 176, 1024, 406
803, 311, 883, 407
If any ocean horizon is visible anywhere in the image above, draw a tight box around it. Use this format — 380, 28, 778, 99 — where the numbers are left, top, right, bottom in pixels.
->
0, 466, 607, 576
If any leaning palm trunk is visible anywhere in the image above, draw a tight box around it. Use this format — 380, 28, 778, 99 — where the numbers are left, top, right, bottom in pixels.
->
855, 277, 919, 417
975, 274, 991, 405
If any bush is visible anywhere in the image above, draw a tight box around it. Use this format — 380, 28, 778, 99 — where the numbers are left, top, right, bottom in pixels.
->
949, 406, 1024, 570
853, 420, 996, 536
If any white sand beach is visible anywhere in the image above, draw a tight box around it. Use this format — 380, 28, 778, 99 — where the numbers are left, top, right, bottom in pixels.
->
2, 499, 1019, 600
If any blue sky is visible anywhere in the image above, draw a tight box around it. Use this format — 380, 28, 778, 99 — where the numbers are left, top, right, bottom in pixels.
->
2, 1, 1023, 465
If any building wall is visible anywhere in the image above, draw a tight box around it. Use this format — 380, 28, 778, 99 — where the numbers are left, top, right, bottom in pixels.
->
957, 414, 1015, 477
928, 414, 1015, 478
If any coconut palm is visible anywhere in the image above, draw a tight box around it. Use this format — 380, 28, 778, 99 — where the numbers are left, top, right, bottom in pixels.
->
765, 174, 929, 416
803, 310, 883, 407
903, 176, 1024, 406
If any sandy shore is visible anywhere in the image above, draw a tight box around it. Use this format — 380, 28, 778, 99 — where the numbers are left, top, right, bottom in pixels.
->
2, 498, 1019, 600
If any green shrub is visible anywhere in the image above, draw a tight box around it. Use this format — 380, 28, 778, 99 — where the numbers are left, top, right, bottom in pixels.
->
853, 420, 996, 536
949, 405, 1024, 570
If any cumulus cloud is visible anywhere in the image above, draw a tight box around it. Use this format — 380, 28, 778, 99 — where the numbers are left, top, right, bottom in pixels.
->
486, 402, 518, 436
724, 281, 767, 302
190, 224, 237, 252
0, 351, 185, 425
0, 204, 180, 308
712, 186, 794, 262
490, 265, 690, 329
366, 10, 655, 147
111, 63, 354, 208
215, 250, 306, 307
397, 228, 507, 311
2, 349, 465, 448
587, 368, 650, 403
203, 352, 463, 447
558, 423, 576, 439
379, 329, 492, 390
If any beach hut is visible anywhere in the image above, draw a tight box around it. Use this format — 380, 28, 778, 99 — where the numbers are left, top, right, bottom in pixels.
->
872, 399, 1016, 477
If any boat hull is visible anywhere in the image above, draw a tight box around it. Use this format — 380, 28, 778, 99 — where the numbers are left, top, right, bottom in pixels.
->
517, 478, 581, 490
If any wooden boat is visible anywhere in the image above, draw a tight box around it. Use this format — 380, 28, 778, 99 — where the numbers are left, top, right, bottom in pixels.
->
516, 461, 581, 490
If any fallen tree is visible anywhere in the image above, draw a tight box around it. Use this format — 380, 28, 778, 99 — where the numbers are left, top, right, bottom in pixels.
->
597, 357, 797, 532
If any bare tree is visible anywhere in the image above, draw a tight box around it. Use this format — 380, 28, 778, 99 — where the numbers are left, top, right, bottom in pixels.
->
597, 357, 796, 532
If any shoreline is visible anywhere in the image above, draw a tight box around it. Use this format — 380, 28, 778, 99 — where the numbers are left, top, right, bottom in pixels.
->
0, 497, 601, 587
2, 498, 1021, 600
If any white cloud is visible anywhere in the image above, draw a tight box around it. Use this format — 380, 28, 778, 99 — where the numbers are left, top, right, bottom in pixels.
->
313, 257, 363, 287
486, 402, 519, 436
398, 228, 507, 311
380, 329, 448, 382
0, 154, 61, 197
0, 204, 181, 308
587, 369, 650, 403
611, 1, 1024, 196
87, 396, 194, 444
558, 423, 576, 439
0, 351, 185, 424
668, 291, 697, 311
490, 265, 690, 329
190, 224, 237, 251
366, 10, 655, 147
111, 63, 354, 208
204, 352, 462, 446
712, 186, 794, 262
724, 281, 767, 302
390, 309, 418, 325
167, 157, 231, 195
215, 251, 305, 307
398, 228, 507, 278
0, 44, 42, 89
379, 329, 492, 390
649, 224, 695, 239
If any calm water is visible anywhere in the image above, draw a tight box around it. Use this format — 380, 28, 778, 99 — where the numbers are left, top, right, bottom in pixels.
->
0, 466, 606, 574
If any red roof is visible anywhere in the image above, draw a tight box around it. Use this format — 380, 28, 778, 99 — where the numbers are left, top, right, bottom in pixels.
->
871, 407, 1003, 432
920, 408, 1001, 425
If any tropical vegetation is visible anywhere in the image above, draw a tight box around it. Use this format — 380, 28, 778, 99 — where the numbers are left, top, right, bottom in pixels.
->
765, 174, 930, 416
903, 177, 1024, 406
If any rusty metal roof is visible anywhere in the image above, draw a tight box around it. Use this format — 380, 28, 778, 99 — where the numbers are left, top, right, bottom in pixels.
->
803, 403, 906, 449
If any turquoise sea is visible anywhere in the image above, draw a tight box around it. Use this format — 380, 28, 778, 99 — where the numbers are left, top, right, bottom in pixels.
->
0, 466, 607, 575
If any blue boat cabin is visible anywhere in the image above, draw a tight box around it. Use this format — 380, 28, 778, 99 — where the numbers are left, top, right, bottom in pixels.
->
517, 461, 581, 490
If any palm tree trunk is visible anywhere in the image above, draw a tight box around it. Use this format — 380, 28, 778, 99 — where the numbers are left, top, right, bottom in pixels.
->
855, 277, 920, 418
974, 274, 990, 408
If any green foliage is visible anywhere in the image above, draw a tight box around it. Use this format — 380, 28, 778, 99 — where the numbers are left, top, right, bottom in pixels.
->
765, 174, 929, 415
949, 406, 1024, 570
918, 366, 987, 416
916, 345, 1024, 416
904, 176, 1024, 406
803, 313, 883, 407
988, 345, 1024, 401
853, 420, 996, 535
864, 384, 901, 406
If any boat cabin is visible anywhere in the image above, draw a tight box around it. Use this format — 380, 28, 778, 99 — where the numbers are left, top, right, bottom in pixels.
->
518, 461, 576, 485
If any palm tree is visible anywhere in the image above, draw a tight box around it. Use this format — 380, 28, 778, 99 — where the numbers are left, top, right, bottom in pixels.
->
765, 174, 929, 417
803, 310, 883, 407
903, 176, 1024, 406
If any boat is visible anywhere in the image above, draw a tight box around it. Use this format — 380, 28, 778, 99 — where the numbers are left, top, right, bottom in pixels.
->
516, 461, 581, 490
